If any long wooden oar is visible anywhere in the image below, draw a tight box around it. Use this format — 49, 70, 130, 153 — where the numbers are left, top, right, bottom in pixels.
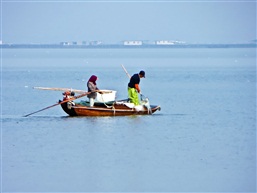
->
121, 64, 141, 95
34, 87, 112, 94
34, 87, 86, 93
121, 64, 131, 78
23, 91, 91, 117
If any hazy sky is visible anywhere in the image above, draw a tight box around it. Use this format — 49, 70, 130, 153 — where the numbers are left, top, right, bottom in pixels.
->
1, 0, 256, 44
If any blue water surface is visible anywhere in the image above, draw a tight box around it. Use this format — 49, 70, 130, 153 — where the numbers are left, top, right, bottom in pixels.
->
1, 48, 256, 192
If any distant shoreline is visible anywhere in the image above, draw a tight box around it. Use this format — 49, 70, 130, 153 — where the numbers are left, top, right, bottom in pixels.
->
1, 43, 256, 49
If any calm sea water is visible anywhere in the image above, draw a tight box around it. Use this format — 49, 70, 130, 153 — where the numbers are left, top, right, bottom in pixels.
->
1, 48, 256, 192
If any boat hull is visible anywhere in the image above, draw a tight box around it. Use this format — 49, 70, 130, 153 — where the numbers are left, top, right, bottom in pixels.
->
61, 101, 161, 116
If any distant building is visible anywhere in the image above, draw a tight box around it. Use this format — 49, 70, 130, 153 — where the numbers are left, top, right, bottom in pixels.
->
123, 41, 143, 46
82, 41, 89, 45
71, 41, 83, 45
60, 41, 88, 45
156, 40, 175, 45
60, 42, 70, 46
90, 41, 103, 45
142, 40, 155, 45
156, 40, 186, 45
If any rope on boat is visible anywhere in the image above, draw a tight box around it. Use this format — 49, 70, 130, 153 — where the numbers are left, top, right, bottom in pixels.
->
100, 93, 116, 115
98, 93, 152, 116
140, 94, 152, 115
112, 106, 116, 116
100, 94, 114, 108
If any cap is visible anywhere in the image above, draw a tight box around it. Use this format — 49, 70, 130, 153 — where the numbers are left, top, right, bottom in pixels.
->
139, 70, 145, 78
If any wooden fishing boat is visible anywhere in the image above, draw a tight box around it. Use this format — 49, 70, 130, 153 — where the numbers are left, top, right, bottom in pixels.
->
24, 65, 161, 117
60, 91, 161, 116
60, 99, 161, 116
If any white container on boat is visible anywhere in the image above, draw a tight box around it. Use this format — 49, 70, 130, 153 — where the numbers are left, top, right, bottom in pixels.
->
95, 90, 117, 103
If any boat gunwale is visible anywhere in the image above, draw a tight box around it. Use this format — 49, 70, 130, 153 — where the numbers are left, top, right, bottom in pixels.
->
72, 106, 134, 112
72, 104, 160, 113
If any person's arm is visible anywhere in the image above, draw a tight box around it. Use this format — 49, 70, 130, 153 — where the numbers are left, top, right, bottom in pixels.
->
88, 82, 97, 92
135, 84, 140, 93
